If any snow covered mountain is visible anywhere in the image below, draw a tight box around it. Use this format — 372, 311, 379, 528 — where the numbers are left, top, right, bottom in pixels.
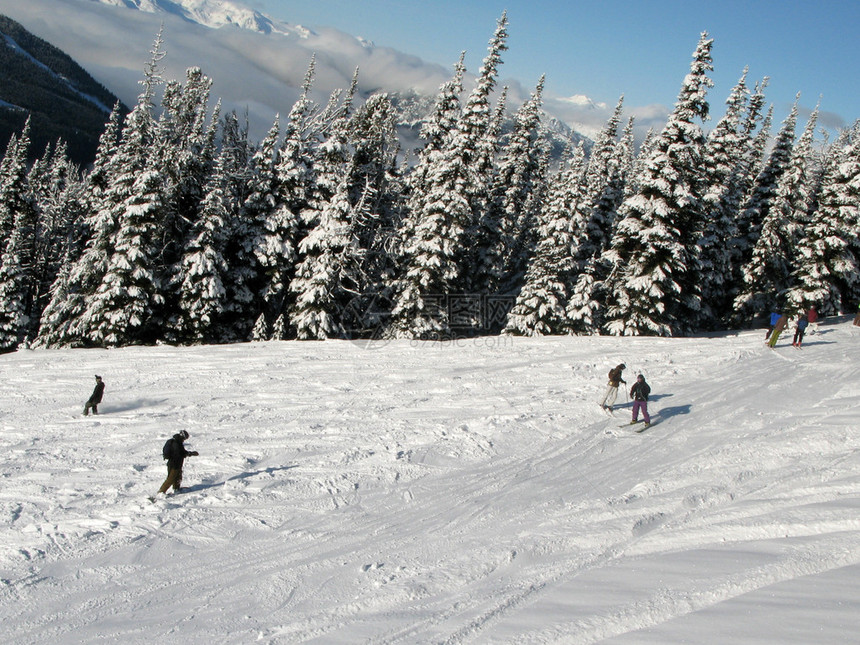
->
0, 14, 125, 165
0, 0, 596, 158
90, 0, 313, 37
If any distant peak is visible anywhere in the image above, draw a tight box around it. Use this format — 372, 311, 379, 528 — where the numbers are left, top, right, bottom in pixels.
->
558, 94, 606, 110
89, 0, 314, 37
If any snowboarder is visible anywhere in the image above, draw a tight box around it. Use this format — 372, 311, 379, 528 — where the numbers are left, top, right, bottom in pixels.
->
83, 375, 105, 415
599, 364, 626, 411
767, 313, 788, 348
629, 374, 651, 426
764, 311, 781, 341
156, 430, 199, 496
792, 314, 809, 347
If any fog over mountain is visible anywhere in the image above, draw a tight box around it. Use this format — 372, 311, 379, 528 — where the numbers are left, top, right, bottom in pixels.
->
0, 0, 638, 145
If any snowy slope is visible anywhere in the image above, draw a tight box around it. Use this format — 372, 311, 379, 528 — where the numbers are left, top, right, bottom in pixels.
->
1, 319, 859, 643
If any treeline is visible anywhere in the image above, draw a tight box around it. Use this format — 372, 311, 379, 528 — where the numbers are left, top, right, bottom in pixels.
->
0, 18, 858, 350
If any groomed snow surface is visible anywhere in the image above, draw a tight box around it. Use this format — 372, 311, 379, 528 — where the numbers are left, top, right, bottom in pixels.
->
2, 318, 859, 644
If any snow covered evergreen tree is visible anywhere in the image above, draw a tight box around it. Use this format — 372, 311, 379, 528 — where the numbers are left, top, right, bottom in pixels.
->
482, 76, 548, 294
38, 30, 164, 346
246, 118, 299, 334
176, 149, 232, 343
696, 70, 754, 327
291, 175, 366, 340
785, 124, 860, 314
342, 92, 406, 334
213, 110, 255, 341
81, 160, 166, 346
602, 33, 714, 336
734, 103, 817, 318
0, 123, 36, 349
734, 100, 797, 280
503, 144, 585, 336
566, 115, 635, 335
390, 15, 508, 337
569, 97, 625, 272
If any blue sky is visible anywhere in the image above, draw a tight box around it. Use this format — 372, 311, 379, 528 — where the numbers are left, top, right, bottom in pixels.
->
253, 0, 858, 133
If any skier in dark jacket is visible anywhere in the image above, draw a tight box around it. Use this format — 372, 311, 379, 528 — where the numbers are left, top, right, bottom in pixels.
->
83, 375, 105, 416
599, 364, 626, 411
792, 314, 809, 347
629, 374, 651, 426
156, 430, 199, 495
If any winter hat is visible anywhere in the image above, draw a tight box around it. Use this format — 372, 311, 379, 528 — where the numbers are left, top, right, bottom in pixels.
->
637, 374, 644, 380
95, 375, 102, 380
619, 364, 626, 369
178, 430, 190, 440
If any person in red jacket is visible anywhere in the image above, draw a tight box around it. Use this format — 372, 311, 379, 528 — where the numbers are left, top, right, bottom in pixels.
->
806, 305, 819, 334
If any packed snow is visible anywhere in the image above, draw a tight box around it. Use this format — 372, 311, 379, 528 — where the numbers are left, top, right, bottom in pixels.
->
1, 318, 859, 643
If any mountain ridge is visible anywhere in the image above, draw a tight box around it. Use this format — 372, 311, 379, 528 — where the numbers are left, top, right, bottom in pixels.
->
0, 13, 127, 165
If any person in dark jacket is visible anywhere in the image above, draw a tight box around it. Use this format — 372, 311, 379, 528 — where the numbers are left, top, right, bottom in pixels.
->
792, 314, 809, 348
599, 363, 626, 411
156, 430, 199, 495
83, 375, 105, 416
629, 374, 651, 425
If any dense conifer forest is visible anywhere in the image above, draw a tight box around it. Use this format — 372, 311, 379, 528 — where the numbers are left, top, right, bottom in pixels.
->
0, 15, 857, 350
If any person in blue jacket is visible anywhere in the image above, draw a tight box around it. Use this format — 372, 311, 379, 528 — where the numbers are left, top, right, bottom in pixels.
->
764, 311, 781, 342
792, 314, 809, 347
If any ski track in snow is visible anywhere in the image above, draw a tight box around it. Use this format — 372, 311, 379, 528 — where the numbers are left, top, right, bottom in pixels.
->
1, 319, 859, 643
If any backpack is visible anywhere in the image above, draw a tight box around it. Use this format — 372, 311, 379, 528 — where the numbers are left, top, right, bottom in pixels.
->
162, 439, 172, 460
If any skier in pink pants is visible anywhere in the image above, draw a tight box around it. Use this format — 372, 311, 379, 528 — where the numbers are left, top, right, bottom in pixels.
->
630, 374, 651, 426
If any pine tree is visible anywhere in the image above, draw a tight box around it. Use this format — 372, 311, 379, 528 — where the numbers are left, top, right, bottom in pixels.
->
40, 31, 165, 347
735, 103, 818, 318
291, 176, 366, 340
390, 15, 509, 337
0, 119, 32, 253
0, 120, 38, 349
503, 144, 584, 336
735, 100, 797, 276
343, 92, 406, 335
566, 116, 635, 335
602, 33, 714, 336
154, 66, 218, 319
482, 77, 548, 293
81, 162, 166, 346
696, 70, 752, 327
27, 142, 86, 339
176, 150, 232, 343
247, 118, 300, 332
215, 110, 256, 341
786, 124, 860, 314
